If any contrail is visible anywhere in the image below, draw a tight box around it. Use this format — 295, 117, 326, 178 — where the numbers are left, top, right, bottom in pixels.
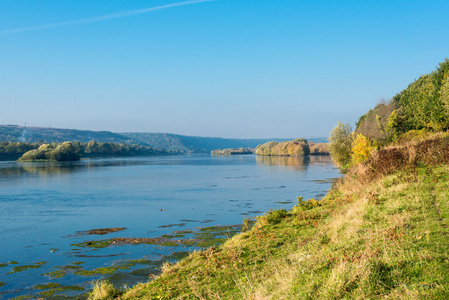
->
0, 0, 215, 35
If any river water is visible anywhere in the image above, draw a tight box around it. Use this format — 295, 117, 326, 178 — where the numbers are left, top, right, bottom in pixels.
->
0, 154, 340, 299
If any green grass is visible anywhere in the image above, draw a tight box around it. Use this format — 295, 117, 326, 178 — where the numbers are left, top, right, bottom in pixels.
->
108, 163, 449, 299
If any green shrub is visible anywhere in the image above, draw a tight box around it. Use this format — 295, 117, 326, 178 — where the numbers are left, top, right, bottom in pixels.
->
241, 218, 254, 232
396, 129, 432, 143
18, 142, 80, 161
328, 121, 353, 168
261, 209, 288, 225
296, 196, 321, 211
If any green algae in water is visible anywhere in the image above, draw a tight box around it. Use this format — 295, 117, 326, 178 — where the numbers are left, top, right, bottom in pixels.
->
158, 223, 186, 228
42, 270, 66, 279
74, 266, 120, 276
10, 296, 32, 300
194, 232, 215, 239
0, 281, 6, 288
199, 225, 237, 232
115, 259, 153, 269
43, 263, 84, 278
57, 264, 83, 270
72, 261, 85, 265
35, 282, 67, 289
161, 234, 175, 238
71, 239, 112, 249
160, 242, 180, 247
7, 262, 47, 274
34, 282, 84, 297
8, 261, 19, 264
181, 241, 196, 246
173, 230, 193, 234
77, 227, 127, 235
0, 263, 8, 268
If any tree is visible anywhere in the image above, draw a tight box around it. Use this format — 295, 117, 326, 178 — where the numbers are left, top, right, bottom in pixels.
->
351, 133, 375, 164
328, 121, 353, 168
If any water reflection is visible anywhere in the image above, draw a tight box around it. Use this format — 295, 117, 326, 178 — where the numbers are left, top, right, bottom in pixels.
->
0, 158, 159, 178
0, 161, 82, 177
0, 155, 334, 178
256, 155, 309, 168
255, 155, 333, 171
309, 155, 333, 164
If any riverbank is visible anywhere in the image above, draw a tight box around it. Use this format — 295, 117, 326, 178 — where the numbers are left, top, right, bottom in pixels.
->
98, 136, 449, 299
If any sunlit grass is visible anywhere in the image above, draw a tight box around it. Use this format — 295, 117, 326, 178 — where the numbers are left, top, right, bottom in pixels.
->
111, 162, 449, 299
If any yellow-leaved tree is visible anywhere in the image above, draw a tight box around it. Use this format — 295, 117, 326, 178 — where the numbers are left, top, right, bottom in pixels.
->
351, 133, 375, 164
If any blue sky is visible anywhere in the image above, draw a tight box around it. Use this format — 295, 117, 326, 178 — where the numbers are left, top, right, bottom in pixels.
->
1, 0, 448, 138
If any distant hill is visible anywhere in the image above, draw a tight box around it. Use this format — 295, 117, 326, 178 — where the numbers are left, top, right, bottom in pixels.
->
0, 125, 140, 145
0, 125, 327, 153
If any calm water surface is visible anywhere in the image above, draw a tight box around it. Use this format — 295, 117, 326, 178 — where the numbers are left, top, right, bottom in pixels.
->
0, 154, 340, 299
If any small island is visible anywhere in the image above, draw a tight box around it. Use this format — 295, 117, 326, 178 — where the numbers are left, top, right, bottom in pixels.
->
210, 147, 254, 156
255, 139, 329, 157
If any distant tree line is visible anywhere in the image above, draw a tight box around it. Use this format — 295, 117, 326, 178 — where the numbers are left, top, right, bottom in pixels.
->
81, 140, 166, 157
0, 140, 168, 161
0, 142, 40, 160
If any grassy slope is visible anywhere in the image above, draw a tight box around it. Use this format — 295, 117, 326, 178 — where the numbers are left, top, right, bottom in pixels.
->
108, 137, 449, 299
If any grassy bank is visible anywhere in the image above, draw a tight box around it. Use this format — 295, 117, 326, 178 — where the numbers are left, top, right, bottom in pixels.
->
93, 136, 449, 299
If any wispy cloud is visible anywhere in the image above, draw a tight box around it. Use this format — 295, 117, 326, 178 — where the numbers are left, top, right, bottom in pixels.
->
0, 0, 215, 35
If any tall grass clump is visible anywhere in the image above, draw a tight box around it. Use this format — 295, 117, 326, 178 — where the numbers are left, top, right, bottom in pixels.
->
88, 280, 119, 300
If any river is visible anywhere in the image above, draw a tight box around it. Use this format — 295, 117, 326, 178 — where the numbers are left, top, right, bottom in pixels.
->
0, 154, 340, 299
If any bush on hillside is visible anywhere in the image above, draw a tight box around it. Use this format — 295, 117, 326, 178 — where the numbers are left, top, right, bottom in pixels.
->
348, 132, 449, 182
395, 129, 432, 144
328, 121, 353, 167
351, 133, 376, 164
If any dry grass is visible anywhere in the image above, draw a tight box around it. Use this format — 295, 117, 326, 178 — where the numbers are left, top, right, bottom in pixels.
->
89, 280, 119, 300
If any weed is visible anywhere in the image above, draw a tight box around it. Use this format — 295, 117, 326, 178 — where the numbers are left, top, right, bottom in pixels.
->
88, 280, 119, 300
